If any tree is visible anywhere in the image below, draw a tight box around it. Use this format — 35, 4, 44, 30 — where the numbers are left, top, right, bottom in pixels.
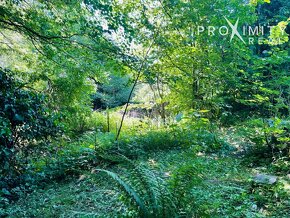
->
220, 0, 289, 120
0, 0, 132, 131
92, 74, 132, 110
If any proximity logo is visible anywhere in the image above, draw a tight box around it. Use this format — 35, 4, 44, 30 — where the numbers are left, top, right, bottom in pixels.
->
224, 17, 245, 44
194, 17, 287, 44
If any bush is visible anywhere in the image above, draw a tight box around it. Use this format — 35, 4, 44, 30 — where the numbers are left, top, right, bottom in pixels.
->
76, 119, 229, 163
0, 68, 61, 178
170, 111, 230, 153
241, 118, 290, 162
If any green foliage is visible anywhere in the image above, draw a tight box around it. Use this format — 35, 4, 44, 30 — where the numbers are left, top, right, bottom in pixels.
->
36, 144, 98, 181
0, 0, 289, 217
1, 0, 128, 138
168, 156, 204, 216
1, 173, 129, 217
250, 180, 290, 217
97, 169, 148, 216
0, 68, 61, 177
171, 111, 231, 152
73, 113, 230, 163
4, 149, 290, 217
121, 129, 181, 152
0, 140, 99, 209
72, 128, 181, 162
97, 159, 178, 218
241, 118, 290, 161
92, 74, 132, 109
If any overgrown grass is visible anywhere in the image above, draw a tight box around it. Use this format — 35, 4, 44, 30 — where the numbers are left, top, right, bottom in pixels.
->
2, 116, 289, 217
3, 149, 289, 217
2, 173, 129, 217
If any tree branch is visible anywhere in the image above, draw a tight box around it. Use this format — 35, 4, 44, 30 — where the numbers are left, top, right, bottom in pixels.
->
115, 27, 160, 140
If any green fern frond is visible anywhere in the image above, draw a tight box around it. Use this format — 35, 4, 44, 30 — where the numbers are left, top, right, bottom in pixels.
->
96, 158, 179, 218
96, 169, 149, 216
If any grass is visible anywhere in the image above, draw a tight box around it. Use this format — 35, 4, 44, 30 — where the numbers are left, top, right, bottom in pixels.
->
4, 174, 129, 217
4, 149, 290, 217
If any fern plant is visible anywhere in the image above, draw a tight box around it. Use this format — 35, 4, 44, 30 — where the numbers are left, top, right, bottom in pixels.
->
96, 159, 178, 218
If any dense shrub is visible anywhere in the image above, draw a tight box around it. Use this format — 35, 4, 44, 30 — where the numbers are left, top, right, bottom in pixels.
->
0, 68, 62, 178
241, 118, 290, 159
78, 123, 228, 162
65, 110, 108, 135
0, 68, 64, 206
